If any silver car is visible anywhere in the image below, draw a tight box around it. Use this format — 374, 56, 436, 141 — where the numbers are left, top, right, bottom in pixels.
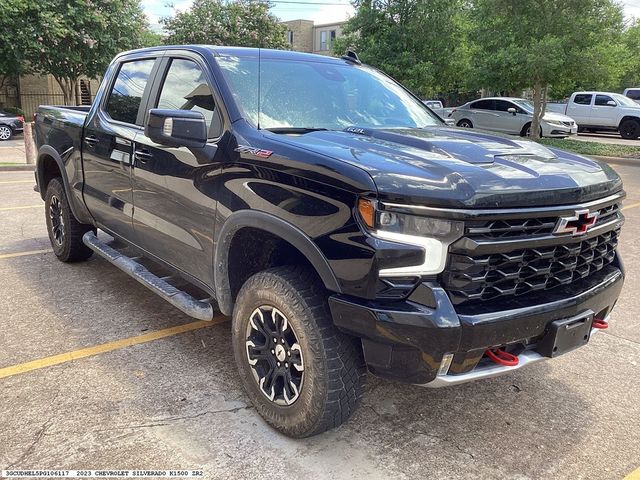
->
450, 97, 578, 138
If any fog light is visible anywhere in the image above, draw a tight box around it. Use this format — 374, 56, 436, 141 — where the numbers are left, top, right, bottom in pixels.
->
438, 353, 454, 376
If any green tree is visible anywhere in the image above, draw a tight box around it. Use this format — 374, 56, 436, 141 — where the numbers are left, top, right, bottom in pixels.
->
619, 20, 640, 88
469, 0, 625, 138
7, 0, 149, 105
0, 0, 31, 91
334, 0, 471, 99
162, 0, 288, 49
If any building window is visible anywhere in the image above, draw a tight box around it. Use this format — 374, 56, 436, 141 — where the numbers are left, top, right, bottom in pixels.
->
320, 30, 336, 51
287, 31, 294, 44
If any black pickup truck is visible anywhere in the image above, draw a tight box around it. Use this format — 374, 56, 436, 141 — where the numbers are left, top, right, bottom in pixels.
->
34, 46, 625, 438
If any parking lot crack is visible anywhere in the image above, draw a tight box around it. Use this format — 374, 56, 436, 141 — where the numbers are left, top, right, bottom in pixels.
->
7, 419, 52, 469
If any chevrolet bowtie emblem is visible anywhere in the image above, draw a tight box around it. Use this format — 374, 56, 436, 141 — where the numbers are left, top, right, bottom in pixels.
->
553, 209, 598, 235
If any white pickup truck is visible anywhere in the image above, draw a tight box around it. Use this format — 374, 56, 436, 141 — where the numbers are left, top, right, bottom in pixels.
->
546, 91, 640, 139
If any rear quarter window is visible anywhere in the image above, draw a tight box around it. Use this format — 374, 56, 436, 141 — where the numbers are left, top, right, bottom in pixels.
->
573, 94, 592, 105
626, 89, 640, 100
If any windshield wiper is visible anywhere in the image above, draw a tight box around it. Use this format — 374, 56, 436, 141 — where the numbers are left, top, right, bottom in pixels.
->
264, 127, 330, 134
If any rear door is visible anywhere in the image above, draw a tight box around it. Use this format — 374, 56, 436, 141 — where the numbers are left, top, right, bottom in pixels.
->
469, 99, 497, 130
131, 52, 227, 286
82, 54, 160, 241
591, 94, 618, 127
565, 94, 593, 126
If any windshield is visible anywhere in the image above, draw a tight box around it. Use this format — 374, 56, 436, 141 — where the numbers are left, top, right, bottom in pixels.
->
512, 100, 534, 114
215, 55, 440, 130
613, 93, 639, 107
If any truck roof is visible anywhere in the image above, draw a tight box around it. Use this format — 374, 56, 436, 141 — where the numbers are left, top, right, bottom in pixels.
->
116, 45, 349, 64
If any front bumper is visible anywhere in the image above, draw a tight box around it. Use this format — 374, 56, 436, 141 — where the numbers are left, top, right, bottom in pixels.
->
329, 258, 624, 386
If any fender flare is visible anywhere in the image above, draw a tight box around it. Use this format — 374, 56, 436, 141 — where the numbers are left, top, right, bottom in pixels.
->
36, 145, 92, 224
214, 210, 341, 316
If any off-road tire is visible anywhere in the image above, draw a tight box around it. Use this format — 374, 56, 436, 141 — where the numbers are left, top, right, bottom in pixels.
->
232, 265, 367, 438
44, 177, 95, 262
619, 119, 640, 140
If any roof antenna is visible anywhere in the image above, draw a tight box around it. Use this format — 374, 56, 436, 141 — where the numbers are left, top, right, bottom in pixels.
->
342, 50, 361, 65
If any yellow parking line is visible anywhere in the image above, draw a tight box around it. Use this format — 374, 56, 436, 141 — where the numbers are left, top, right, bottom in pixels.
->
0, 180, 34, 185
0, 204, 40, 211
0, 317, 227, 380
625, 466, 640, 480
0, 249, 51, 259
622, 201, 640, 211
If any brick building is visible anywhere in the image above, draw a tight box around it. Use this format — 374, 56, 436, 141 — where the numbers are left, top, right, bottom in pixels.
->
281, 19, 346, 56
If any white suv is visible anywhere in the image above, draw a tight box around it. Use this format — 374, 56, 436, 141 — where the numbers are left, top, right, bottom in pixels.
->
450, 97, 577, 138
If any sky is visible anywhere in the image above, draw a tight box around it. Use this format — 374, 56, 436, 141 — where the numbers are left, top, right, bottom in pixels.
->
142, 0, 638, 32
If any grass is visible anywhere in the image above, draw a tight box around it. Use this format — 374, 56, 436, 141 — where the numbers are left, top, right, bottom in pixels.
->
537, 137, 640, 159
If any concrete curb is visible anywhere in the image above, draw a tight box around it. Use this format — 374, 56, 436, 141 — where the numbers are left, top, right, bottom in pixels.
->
0, 164, 34, 172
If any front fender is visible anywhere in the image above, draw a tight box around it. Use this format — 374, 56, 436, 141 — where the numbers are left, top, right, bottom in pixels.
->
214, 210, 341, 316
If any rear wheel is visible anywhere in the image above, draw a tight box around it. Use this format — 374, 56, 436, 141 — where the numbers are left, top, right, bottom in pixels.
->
619, 119, 640, 140
457, 119, 473, 128
232, 265, 366, 438
0, 125, 12, 141
44, 178, 95, 262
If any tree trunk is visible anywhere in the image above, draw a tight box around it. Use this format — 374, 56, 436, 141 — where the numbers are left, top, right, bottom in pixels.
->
55, 76, 78, 106
530, 81, 545, 140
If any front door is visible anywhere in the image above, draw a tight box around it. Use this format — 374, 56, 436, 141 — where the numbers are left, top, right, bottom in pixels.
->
131, 54, 227, 287
82, 56, 159, 241
591, 94, 618, 128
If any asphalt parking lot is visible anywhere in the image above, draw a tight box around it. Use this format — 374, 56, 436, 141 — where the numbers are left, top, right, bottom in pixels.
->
1, 165, 639, 480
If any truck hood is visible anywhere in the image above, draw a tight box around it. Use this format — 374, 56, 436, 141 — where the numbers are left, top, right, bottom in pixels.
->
275, 126, 622, 208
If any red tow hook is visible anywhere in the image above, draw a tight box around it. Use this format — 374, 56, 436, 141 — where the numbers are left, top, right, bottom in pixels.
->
592, 318, 609, 329
485, 348, 519, 367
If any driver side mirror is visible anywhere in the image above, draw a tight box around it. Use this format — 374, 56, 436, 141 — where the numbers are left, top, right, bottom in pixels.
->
444, 118, 456, 127
507, 107, 517, 115
145, 109, 207, 148
606, 100, 617, 107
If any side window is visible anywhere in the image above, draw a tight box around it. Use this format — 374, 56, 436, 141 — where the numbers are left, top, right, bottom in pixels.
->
105, 59, 156, 125
471, 99, 494, 110
573, 94, 593, 105
595, 94, 615, 106
494, 100, 514, 112
627, 89, 640, 100
156, 58, 221, 138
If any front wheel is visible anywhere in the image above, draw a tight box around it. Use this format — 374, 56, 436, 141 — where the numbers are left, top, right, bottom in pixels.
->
44, 178, 95, 262
0, 125, 12, 141
620, 119, 640, 140
232, 265, 366, 438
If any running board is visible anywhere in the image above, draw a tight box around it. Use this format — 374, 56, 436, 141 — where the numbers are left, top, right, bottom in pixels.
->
82, 232, 214, 321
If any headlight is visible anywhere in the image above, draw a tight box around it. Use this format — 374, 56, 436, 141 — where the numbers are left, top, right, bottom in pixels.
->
358, 199, 464, 276
544, 119, 566, 127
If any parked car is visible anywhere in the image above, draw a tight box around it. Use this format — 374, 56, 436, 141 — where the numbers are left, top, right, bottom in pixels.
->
449, 97, 577, 137
551, 91, 640, 139
34, 46, 625, 438
0, 111, 24, 140
624, 87, 640, 104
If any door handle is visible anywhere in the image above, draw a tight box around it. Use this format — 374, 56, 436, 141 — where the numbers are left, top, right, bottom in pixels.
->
84, 135, 99, 146
134, 149, 153, 163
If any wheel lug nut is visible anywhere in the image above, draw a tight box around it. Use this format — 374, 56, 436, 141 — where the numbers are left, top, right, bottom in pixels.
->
277, 362, 281, 367
271, 349, 275, 354
288, 351, 291, 356
273, 337, 277, 343
285, 362, 289, 368
281, 338, 285, 343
